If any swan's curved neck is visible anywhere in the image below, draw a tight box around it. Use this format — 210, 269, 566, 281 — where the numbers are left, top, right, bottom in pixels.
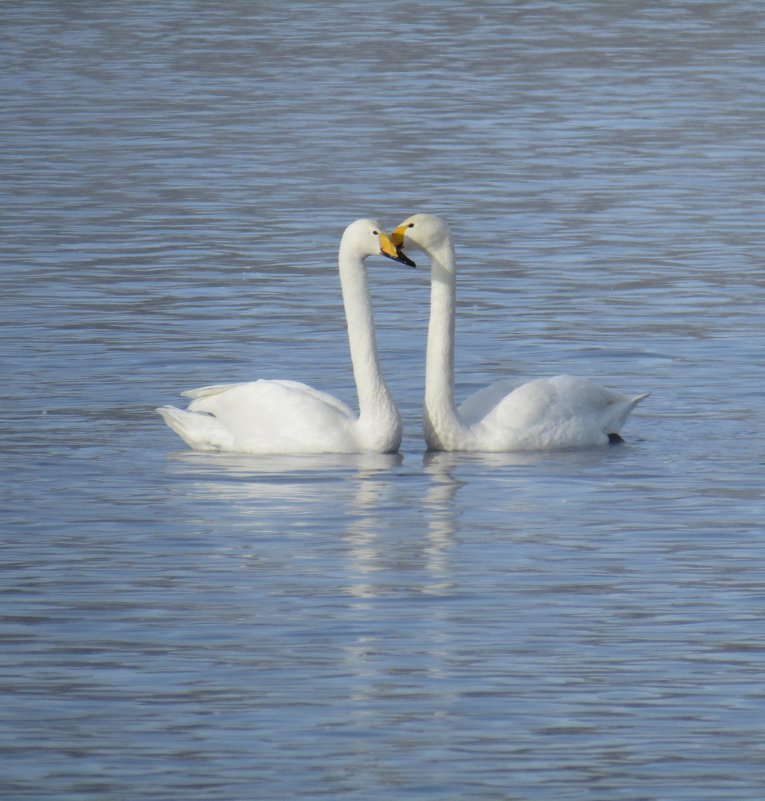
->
338, 245, 400, 448
424, 239, 472, 449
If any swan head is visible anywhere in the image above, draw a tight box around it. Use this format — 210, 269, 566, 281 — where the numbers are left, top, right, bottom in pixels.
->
343, 218, 416, 267
391, 213, 450, 255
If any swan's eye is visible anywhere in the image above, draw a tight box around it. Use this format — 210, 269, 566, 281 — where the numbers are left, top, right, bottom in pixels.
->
372, 230, 378, 236
408, 223, 414, 229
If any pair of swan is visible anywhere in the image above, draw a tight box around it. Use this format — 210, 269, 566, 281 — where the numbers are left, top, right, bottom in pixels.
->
158, 214, 647, 454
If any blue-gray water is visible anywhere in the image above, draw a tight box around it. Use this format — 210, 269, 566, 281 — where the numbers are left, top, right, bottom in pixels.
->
2, 2, 764, 799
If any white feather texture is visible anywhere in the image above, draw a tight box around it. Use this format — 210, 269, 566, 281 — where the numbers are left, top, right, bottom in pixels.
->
391, 213, 648, 452
157, 219, 405, 454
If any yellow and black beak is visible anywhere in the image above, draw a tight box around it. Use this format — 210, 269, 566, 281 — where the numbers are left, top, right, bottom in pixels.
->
379, 231, 416, 268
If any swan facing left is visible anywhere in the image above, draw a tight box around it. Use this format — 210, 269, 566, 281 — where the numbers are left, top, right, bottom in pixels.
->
391, 213, 648, 452
157, 219, 415, 454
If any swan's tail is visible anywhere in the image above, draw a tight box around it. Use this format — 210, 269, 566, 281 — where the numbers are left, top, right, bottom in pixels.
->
156, 405, 233, 451
606, 392, 650, 437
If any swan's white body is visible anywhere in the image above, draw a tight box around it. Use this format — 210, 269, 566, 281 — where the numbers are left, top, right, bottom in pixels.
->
157, 220, 407, 454
391, 213, 648, 452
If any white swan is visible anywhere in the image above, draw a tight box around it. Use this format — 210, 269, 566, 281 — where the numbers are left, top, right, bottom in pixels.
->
391, 213, 648, 452
157, 219, 415, 454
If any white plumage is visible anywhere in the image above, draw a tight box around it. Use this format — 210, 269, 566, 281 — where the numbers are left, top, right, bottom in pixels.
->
157, 220, 410, 454
391, 213, 648, 452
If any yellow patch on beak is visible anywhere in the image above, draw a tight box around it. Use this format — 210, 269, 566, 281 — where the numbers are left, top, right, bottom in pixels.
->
377, 231, 400, 260
377, 229, 416, 268
390, 225, 408, 249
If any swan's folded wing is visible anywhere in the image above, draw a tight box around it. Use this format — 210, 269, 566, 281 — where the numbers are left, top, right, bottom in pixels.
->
180, 379, 357, 453
183, 380, 353, 418
480, 375, 647, 447
458, 378, 523, 425
265, 380, 355, 419
182, 383, 241, 400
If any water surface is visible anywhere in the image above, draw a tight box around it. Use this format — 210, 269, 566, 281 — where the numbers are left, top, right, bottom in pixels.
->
2, 2, 764, 799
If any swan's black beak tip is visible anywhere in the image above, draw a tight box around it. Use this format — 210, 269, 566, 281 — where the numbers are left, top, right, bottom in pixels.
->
378, 231, 416, 267
393, 249, 416, 268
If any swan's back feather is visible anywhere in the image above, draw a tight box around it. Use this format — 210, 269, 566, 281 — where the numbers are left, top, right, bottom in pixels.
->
159, 380, 361, 454
181, 383, 241, 400
459, 378, 522, 423
463, 375, 648, 450
186, 379, 354, 419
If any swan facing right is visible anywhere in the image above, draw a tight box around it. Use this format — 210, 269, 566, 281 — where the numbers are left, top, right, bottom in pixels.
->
157, 220, 415, 455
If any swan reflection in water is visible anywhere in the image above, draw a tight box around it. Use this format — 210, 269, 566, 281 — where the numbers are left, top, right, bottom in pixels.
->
163, 449, 465, 601
164, 449, 404, 511
160, 446, 631, 719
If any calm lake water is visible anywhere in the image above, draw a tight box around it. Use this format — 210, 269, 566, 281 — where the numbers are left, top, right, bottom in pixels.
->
2, 2, 765, 799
